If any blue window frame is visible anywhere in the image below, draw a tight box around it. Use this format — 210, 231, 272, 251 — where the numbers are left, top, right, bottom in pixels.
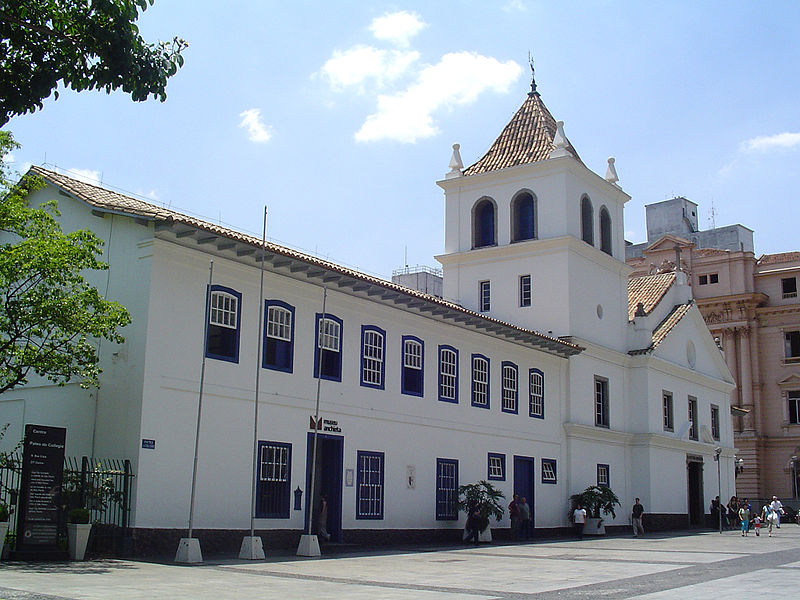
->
473, 198, 496, 248
529, 368, 544, 418
438, 345, 459, 403
541, 458, 557, 484
255, 441, 291, 518
401, 335, 424, 397
597, 463, 610, 487
263, 300, 294, 372
487, 453, 506, 481
360, 325, 386, 390
436, 458, 459, 520
502, 361, 518, 414
356, 451, 384, 519
206, 285, 242, 363
581, 196, 594, 246
479, 280, 491, 312
512, 191, 535, 242
471, 354, 490, 409
314, 313, 343, 382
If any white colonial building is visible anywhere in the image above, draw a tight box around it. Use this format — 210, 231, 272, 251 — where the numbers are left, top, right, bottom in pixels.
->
0, 83, 736, 554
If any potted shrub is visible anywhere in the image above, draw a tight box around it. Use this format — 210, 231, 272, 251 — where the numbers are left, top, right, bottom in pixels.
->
67, 507, 92, 560
570, 485, 621, 535
457, 480, 505, 542
0, 501, 9, 560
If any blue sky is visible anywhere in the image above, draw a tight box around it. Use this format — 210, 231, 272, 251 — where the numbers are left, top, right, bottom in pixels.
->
4, 1, 800, 279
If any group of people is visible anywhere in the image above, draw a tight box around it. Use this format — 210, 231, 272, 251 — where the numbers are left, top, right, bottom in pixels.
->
710, 495, 785, 537
508, 494, 533, 540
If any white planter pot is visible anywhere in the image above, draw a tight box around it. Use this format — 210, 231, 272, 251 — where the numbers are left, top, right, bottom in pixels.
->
68, 523, 92, 560
0, 522, 8, 560
585, 517, 606, 535
479, 526, 492, 542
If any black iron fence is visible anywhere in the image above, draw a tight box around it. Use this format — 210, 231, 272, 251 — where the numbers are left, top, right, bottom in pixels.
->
1, 454, 134, 557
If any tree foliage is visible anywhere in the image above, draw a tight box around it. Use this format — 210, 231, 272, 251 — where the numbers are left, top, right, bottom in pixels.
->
0, 0, 187, 125
570, 485, 621, 519
457, 480, 506, 527
0, 131, 131, 394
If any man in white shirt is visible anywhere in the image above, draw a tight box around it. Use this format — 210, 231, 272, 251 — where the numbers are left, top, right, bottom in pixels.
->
573, 503, 587, 540
770, 496, 784, 528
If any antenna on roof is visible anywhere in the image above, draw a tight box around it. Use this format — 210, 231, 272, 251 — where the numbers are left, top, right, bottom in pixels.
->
528, 52, 538, 97
709, 199, 717, 230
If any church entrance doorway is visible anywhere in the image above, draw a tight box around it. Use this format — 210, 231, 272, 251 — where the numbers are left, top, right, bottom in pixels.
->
305, 433, 343, 542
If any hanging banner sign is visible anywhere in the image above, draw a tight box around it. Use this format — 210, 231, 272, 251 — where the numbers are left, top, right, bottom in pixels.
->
309, 416, 342, 433
15, 424, 67, 557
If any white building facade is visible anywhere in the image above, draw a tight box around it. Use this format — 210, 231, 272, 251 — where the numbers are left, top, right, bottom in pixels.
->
0, 86, 737, 554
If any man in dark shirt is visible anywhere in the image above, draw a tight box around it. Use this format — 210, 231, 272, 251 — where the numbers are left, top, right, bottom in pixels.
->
632, 498, 645, 537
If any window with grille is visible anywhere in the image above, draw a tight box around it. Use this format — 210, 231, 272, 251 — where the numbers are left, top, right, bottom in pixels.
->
595, 377, 609, 427
663, 391, 674, 431
263, 301, 294, 372
711, 404, 720, 439
782, 277, 797, 299
402, 336, 424, 396
688, 396, 698, 440
471, 355, 489, 408
487, 453, 505, 481
501, 362, 518, 413
206, 286, 241, 362
519, 274, 532, 307
436, 458, 458, 520
439, 346, 458, 403
314, 314, 342, 381
541, 459, 557, 484
597, 463, 610, 488
256, 441, 291, 518
479, 280, 491, 312
529, 369, 544, 418
360, 326, 385, 389
356, 451, 384, 519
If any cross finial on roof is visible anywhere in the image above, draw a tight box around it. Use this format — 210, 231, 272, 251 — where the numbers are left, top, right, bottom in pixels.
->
528, 52, 538, 97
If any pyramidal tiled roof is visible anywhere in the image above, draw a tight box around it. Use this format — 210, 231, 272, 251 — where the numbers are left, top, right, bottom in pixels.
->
462, 92, 582, 176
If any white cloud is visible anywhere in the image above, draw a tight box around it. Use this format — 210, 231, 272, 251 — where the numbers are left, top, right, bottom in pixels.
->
740, 132, 800, 153
503, 0, 527, 12
2, 151, 14, 164
369, 11, 426, 47
320, 45, 419, 93
355, 52, 522, 143
68, 168, 102, 185
239, 108, 273, 143
137, 189, 160, 202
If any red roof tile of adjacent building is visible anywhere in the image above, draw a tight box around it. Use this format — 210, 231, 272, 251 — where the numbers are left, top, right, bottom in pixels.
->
757, 251, 800, 265
629, 303, 694, 355
462, 93, 581, 176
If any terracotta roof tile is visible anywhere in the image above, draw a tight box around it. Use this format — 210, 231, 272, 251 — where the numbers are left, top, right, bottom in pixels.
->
627, 272, 676, 320
29, 166, 582, 358
757, 251, 800, 265
629, 303, 693, 355
462, 93, 581, 176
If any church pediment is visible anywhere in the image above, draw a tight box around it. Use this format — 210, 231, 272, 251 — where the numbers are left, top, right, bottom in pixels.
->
645, 234, 694, 253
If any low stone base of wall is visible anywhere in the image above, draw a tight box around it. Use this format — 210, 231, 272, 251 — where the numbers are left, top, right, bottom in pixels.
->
128, 517, 691, 558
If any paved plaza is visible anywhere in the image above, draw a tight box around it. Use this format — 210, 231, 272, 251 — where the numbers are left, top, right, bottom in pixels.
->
2, 526, 799, 599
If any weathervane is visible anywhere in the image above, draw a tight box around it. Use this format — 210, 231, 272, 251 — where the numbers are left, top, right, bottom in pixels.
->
528, 52, 538, 96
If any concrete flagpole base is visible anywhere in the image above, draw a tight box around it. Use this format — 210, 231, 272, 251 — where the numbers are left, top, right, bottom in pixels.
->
239, 536, 265, 560
175, 537, 203, 563
296, 534, 321, 557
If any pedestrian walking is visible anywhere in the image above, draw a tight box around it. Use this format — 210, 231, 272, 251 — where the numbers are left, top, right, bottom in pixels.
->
769, 496, 784, 529
509, 494, 520, 540
518, 496, 532, 540
739, 501, 751, 536
631, 498, 645, 537
573, 503, 587, 540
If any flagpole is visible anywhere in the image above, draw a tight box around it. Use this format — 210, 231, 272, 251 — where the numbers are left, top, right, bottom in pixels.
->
297, 285, 327, 557
176, 259, 213, 563
241, 207, 268, 560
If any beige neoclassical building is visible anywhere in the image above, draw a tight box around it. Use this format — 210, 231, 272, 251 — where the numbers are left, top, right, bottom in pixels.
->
628, 197, 800, 502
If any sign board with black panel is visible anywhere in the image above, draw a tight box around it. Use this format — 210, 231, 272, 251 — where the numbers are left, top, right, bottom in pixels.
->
14, 424, 67, 559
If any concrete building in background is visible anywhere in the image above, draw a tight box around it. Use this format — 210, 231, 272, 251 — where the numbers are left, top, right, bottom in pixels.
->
627, 197, 800, 501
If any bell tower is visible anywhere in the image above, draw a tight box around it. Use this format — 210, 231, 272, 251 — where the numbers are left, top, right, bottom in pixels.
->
435, 77, 632, 350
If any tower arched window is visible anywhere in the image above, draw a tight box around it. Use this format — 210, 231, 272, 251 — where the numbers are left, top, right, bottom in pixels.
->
511, 191, 536, 242
600, 206, 612, 256
473, 198, 496, 248
580, 196, 594, 246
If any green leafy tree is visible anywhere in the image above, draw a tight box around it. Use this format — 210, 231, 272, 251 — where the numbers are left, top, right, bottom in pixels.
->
0, 131, 131, 394
0, 0, 187, 125
457, 480, 505, 531
569, 485, 621, 519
